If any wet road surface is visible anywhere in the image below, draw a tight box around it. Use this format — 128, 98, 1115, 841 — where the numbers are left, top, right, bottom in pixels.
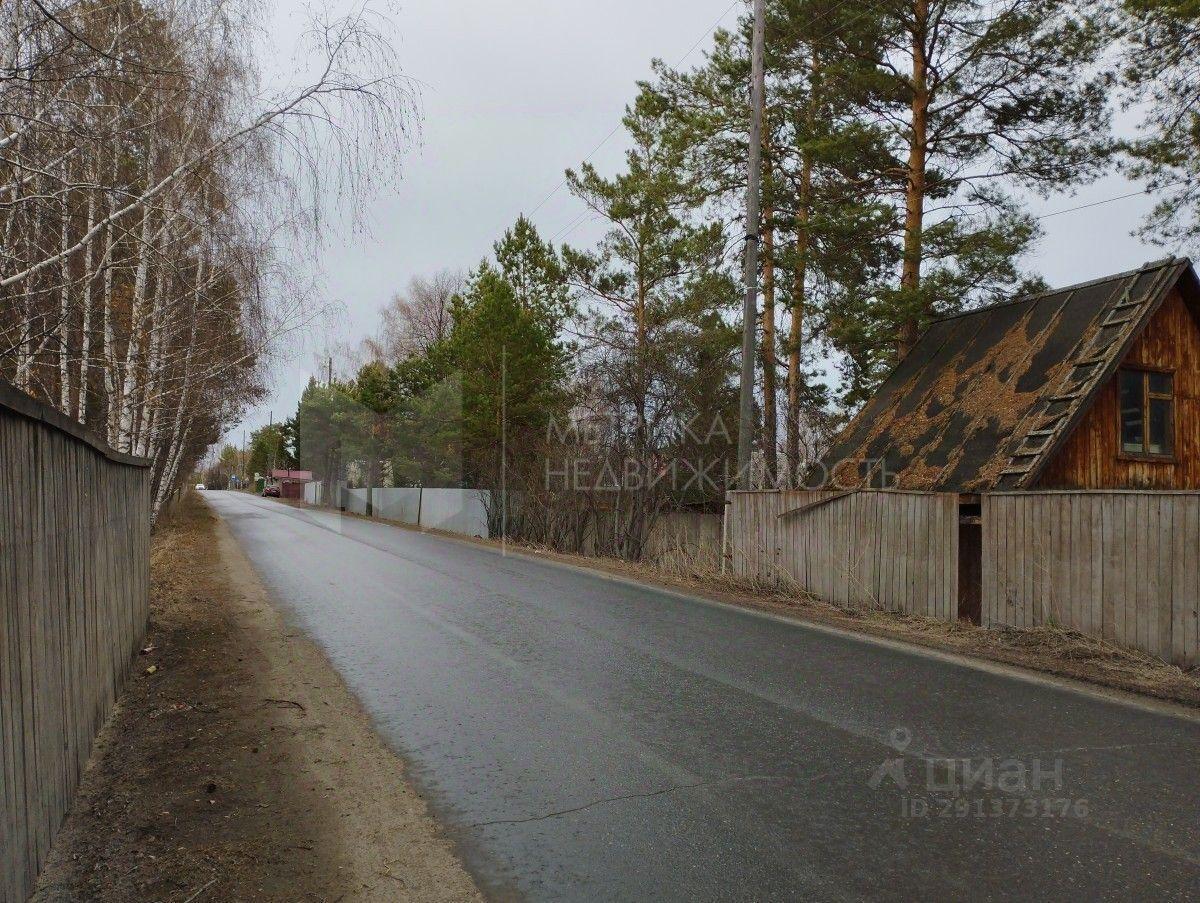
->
206, 492, 1200, 901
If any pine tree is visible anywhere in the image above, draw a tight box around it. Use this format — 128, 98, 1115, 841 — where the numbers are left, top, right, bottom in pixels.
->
563, 90, 731, 550
448, 263, 571, 486
767, 0, 899, 469
863, 0, 1110, 355
1120, 0, 1200, 246
247, 423, 294, 480
294, 377, 357, 485
563, 89, 727, 459
494, 215, 573, 331
646, 2, 896, 478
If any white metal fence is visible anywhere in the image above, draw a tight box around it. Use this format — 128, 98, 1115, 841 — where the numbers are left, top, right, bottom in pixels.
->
303, 482, 490, 538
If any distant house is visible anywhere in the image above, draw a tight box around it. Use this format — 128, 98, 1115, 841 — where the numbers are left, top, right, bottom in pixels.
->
270, 468, 313, 500
820, 257, 1200, 493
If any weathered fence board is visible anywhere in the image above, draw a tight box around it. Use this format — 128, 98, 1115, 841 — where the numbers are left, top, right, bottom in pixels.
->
641, 511, 722, 565
983, 491, 1200, 665
725, 490, 959, 619
0, 383, 150, 902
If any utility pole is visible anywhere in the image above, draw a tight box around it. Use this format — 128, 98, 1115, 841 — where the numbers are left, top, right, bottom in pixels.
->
736, 0, 767, 488
327, 356, 333, 388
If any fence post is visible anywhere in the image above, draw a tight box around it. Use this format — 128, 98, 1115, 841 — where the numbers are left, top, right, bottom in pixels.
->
721, 495, 729, 575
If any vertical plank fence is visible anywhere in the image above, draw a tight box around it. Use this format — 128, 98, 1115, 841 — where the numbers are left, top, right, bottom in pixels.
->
0, 383, 151, 902
725, 490, 959, 620
983, 491, 1200, 665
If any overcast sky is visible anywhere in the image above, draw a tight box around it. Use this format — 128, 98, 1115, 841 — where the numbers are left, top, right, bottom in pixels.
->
226, 0, 1171, 448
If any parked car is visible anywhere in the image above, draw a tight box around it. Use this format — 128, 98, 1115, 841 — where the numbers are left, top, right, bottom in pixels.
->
262, 484, 280, 498
195, 483, 206, 491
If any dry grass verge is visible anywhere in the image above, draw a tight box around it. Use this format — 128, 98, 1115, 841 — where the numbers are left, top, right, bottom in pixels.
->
33, 494, 481, 902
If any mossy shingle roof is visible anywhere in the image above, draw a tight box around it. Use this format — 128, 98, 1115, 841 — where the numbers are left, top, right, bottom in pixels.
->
818, 258, 1198, 493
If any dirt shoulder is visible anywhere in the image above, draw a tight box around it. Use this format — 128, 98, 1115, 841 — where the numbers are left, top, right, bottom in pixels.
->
34, 494, 481, 903
323, 501, 1200, 710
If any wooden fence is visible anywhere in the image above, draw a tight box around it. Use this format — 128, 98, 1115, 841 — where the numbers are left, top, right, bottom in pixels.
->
642, 510, 723, 566
984, 491, 1200, 666
725, 490, 960, 619
0, 383, 151, 902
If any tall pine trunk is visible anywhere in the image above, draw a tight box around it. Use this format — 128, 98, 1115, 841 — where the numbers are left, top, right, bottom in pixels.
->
787, 55, 818, 488
631, 245, 649, 558
761, 159, 778, 487
898, 0, 930, 358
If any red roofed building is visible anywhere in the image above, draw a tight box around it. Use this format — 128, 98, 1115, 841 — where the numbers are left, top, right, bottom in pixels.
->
270, 468, 313, 499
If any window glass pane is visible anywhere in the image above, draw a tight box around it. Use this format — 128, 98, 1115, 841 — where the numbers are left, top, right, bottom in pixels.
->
1119, 370, 1144, 453
1149, 371, 1173, 395
1149, 396, 1173, 455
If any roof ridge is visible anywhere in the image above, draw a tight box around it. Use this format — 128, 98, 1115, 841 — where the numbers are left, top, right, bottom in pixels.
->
931, 256, 1190, 325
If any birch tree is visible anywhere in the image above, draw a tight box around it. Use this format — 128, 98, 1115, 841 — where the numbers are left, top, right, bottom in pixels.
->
0, 0, 417, 517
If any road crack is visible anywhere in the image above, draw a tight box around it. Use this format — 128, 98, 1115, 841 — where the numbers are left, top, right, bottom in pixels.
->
466, 774, 800, 828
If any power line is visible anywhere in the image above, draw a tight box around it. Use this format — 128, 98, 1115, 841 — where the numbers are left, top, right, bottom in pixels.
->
550, 209, 593, 244
1035, 181, 1190, 220
547, 0, 885, 247
526, 0, 743, 221
545, 0, 1179, 248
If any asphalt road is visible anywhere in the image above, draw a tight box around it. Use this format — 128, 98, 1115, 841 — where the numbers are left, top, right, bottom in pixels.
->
206, 491, 1200, 902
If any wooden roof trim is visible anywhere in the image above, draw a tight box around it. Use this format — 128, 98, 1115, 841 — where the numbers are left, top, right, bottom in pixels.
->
1018, 259, 1191, 489
777, 490, 855, 519
1171, 263, 1200, 330
930, 256, 1188, 326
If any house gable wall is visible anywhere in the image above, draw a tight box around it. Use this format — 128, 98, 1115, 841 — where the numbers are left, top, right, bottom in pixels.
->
1038, 288, 1200, 489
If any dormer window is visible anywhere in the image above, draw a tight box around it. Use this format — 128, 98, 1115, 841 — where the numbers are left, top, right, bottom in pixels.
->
1119, 368, 1174, 458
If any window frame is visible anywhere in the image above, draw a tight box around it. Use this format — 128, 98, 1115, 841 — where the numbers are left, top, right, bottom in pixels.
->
1116, 365, 1176, 462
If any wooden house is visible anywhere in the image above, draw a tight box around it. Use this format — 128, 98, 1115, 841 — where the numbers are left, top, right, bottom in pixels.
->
817, 257, 1200, 620
821, 257, 1200, 493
